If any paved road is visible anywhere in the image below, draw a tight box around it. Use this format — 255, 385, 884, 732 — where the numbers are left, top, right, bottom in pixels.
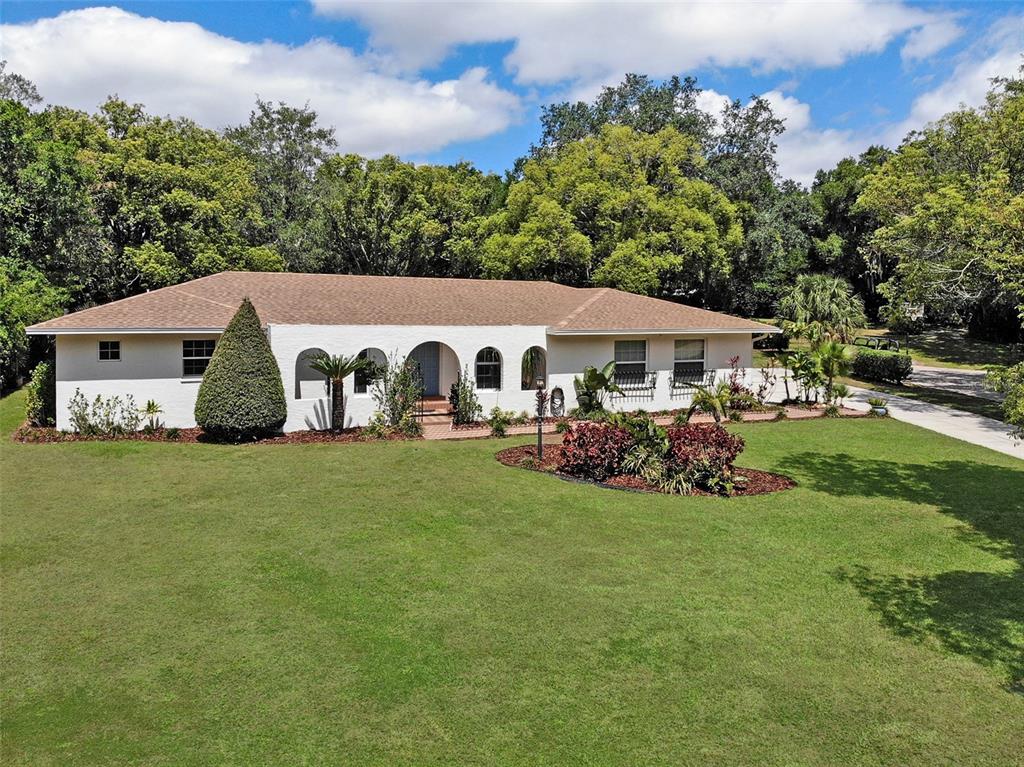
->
909, 364, 1003, 401
844, 386, 1023, 460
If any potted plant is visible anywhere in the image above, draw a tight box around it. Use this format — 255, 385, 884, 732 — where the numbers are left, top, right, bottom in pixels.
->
867, 397, 888, 416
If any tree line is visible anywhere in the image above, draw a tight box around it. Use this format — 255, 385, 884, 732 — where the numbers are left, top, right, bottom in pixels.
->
2, 64, 1022, 388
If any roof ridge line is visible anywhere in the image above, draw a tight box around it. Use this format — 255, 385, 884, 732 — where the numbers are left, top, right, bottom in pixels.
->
555, 287, 609, 328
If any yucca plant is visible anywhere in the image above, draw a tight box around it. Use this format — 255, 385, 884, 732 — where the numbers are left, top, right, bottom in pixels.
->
308, 353, 369, 431
140, 399, 163, 430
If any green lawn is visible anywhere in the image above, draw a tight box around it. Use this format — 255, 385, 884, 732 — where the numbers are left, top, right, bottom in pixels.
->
2, 390, 1022, 766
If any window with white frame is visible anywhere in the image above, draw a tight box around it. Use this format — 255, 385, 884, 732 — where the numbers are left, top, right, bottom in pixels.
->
98, 340, 120, 361
613, 340, 647, 378
674, 339, 705, 381
182, 339, 216, 377
475, 347, 502, 390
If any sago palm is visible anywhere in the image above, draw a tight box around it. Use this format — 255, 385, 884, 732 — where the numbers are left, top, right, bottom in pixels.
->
308, 353, 369, 431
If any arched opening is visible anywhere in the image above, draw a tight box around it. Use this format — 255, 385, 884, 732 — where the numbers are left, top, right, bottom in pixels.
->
408, 342, 461, 397
475, 346, 503, 391
295, 348, 328, 400
354, 347, 386, 394
521, 346, 547, 390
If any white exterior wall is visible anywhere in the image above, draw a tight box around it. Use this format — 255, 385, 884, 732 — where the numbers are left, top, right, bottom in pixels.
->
54, 333, 221, 431
272, 324, 550, 431
51, 326, 759, 432
546, 332, 755, 414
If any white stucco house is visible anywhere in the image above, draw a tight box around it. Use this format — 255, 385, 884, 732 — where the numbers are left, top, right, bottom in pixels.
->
27, 271, 778, 431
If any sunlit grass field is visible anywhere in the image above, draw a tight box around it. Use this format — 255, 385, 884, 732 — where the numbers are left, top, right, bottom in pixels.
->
2, 390, 1022, 766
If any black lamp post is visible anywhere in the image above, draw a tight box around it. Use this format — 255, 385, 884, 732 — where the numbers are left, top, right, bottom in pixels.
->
535, 377, 548, 460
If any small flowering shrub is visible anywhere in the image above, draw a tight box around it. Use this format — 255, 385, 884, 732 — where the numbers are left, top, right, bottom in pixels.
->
559, 422, 635, 481
67, 389, 142, 436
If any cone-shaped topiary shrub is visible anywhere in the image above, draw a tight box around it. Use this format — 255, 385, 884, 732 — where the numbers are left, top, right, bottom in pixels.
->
194, 298, 287, 440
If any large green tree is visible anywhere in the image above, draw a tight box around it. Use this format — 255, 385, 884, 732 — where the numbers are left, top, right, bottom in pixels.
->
471, 125, 743, 301
310, 155, 504, 276
810, 146, 892, 316
87, 98, 283, 292
225, 99, 336, 271
856, 68, 1024, 339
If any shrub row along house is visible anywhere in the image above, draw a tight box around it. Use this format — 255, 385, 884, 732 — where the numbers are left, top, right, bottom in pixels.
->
26, 272, 777, 432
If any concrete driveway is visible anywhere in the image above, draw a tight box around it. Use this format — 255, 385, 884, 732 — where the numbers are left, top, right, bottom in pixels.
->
909, 364, 1003, 401
844, 386, 1022, 460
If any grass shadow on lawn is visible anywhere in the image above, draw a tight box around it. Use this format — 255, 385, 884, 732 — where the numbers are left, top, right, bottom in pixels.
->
778, 451, 1024, 690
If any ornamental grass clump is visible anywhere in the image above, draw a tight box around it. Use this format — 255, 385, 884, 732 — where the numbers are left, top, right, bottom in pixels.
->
194, 298, 287, 441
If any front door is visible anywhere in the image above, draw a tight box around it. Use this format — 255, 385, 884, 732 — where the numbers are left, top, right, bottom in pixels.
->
409, 342, 440, 396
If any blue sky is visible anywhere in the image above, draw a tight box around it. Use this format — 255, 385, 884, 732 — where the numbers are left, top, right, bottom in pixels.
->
2, 1, 1022, 183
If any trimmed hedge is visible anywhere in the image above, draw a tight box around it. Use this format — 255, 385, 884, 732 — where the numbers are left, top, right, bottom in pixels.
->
25, 361, 56, 426
851, 349, 913, 384
194, 298, 287, 439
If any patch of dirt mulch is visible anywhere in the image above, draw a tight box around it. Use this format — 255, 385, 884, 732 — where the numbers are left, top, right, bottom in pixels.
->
13, 424, 205, 443
12, 423, 420, 445
494, 443, 562, 472
451, 415, 567, 431
495, 444, 796, 497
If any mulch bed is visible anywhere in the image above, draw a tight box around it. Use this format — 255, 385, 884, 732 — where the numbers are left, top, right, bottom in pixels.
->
495, 444, 796, 497
12, 424, 420, 445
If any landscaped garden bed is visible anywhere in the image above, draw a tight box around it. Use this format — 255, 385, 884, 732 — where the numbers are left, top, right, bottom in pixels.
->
496, 443, 796, 496
12, 424, 420, 444
495, 413, 797, 497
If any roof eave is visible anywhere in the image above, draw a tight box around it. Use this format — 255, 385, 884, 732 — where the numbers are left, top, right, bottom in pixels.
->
546, 326, 780, 336
25, 326, 226, 336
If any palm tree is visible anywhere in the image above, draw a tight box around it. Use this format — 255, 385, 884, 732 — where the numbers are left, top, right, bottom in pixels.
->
815, 341, 854, 404
778, 274, 867, 345
308, 353, 369, 431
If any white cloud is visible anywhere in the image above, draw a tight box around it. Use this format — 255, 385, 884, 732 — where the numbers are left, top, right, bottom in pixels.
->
901, 17, 964, 61
314, 0, 962, 85
0, 7, 521, 156
888, 15, 1024, 143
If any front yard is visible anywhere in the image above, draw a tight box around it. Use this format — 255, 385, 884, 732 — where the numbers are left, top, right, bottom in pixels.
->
1, 390, 1022, 766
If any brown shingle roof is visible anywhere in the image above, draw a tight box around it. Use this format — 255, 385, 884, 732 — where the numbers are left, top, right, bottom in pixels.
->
26, 272, 777, 335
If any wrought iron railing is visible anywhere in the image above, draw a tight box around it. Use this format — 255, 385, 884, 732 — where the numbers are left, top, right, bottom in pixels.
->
671, 368, 714, 389
613, 370, 658, 390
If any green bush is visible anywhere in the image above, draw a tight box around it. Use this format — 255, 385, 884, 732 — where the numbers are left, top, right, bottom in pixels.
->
851, 349, 913, 384
67, 389, 141, 436
986, 362, 1023, 440
194, 298, 287, 440
25, 361, 56, 426
370, 353, 423, 428
486, 407, 516, 437
448, 366, 482, 425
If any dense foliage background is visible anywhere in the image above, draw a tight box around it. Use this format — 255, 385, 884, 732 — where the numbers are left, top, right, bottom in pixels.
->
2, 64, 1021, 388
